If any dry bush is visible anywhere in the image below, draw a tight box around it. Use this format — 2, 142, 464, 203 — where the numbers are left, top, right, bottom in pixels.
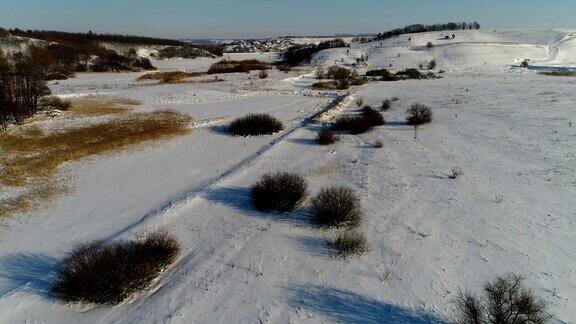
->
331, 231, 369, 257
455, 274, 547, 324
251, 172, 308, 212
331, 115, 373, 135
539, 71, 576, 77
428, 59, 437, 70
380, 99, 391, 111
311, 187, 363, 228
228, 113, 283, 136
0, 110, 192, 218
52, 231, 180, 305
137, 71, 206, 83
373, 140, 384, 148
362, 106, 385, 126
406, 103, 433, 126
312, 81, 340, 90
426, 41, 435, 49
258, 70, 268, 79
316, 129, 339, 145
396, 68, 425, 79
208, 59, 268, 74
39, 96, 72, 111
68, 98, 141, 116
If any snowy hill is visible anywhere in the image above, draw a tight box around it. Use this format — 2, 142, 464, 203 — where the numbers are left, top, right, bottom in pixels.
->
0, 29, 575, 323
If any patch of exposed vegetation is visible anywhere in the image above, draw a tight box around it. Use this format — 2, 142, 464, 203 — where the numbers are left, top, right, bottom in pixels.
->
52, 231, 180, 305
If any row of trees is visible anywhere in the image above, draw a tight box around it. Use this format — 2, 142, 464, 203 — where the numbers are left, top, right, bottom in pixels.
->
282, 39, 348, 66
8, 29, 224, 57
0, 46, 50, 128
376, 22, 480, 40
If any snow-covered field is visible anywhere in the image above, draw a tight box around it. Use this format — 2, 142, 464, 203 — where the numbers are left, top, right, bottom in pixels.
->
1, 29, 575, 323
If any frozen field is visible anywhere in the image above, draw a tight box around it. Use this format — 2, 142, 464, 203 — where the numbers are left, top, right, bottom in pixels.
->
0, 29, 575, 323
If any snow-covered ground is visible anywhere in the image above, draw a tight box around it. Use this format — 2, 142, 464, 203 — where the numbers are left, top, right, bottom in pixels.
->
1, 29, 575, 323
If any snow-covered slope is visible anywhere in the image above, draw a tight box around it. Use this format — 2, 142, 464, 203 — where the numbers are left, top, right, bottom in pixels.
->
1, 29, 575, 323
314, 29, 576, 73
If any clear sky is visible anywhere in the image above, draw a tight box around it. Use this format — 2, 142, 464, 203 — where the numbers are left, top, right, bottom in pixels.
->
1, 0, 574, 39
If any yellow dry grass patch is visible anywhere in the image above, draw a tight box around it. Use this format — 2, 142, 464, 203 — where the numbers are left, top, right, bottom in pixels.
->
138, 71, 206, 84
0, 110, 193, 219
68, 98, 142, 116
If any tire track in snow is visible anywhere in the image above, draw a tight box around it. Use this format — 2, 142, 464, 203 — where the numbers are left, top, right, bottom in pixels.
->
101, 95, 347, 242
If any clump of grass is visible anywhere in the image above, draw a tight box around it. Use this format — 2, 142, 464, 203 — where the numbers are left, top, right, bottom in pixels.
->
311, 187, 363, 228
406, 103, 433, 125
68, 98, 141, 116
331, 231, 369, 257
51, 231, 180, 305
251, 172, 308, 212
40, 96, 72, 111
137, 71, 206, 83
373, 140, 383, 148
0, 110, 192, 218
316, 129, 339, 145
228, 113, 283, 136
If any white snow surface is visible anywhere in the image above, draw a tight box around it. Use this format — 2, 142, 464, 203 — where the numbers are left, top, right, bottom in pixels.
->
1, 29, 576, 323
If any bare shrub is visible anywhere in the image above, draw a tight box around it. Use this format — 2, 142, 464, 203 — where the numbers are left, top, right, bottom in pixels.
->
362, 106, 385, 126
331, 231, 369, 257
52, 231, 180, 305
228, 113, 283, 136
312, 81, 340, 90
380, 99, 391, 111
373, 140, 384, 148
455, 274, 547, 324
137, 71, 205, 83
396, 68, 424, 79
428, 59, 437, 70
406, 103, 433, 125
208, 59, 268, 74
327, 66, 355, 89
251, 172, 308, 212
449, 167, 463, 179
311, 187, 363, 228
426, 41, 435, 49
258, 70, 268, 79
316, 128, 339, 145
331, 116, 373, 134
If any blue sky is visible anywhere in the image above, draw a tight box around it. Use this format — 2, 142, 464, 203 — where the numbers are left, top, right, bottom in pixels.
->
1, 0, 574, 39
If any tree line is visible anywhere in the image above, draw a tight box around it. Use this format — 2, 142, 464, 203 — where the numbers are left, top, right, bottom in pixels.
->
376, 22, 480, 40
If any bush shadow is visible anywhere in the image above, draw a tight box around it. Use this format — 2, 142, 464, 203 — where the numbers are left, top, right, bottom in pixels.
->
203, 186, 312, 227
291, 235, 333, 258
0, 253, 60, 299
284, 283, 445, 323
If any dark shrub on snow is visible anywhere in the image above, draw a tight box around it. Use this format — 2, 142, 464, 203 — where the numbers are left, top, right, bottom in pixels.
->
251, 172, 308, 212
362, 106, 385, 126
380, 99, 392, 111
455, 274, 547, 324
331, 231, 369, 257
52, 231, 180, 305
316, 128, 339, 145
229, 113, 283, 136
331, 115, 373, 134
311, 187, 363, 227
406, 103, 433, 125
